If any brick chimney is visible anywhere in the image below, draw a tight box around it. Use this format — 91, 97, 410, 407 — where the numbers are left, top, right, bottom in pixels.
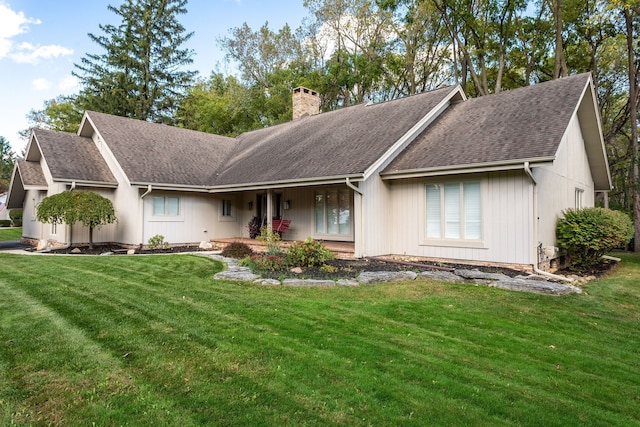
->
292, 87, 320, 120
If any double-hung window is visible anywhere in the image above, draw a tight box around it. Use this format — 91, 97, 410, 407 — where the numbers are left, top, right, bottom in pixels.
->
425, 182, 481, 240
315, 189, 352, 236
153, 196, 180, 217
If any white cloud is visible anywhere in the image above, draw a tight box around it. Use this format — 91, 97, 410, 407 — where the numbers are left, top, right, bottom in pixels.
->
0, 1, 40, 58
10, 42, 73, 64
58, 75, 79, 92
32, 78, 51, 91
0, 2, 72, 63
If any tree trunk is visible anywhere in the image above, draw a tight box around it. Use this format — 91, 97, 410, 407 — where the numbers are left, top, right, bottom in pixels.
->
624, 8, 640, 252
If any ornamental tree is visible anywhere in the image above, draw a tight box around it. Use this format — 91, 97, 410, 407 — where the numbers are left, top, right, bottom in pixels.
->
37, 191, 116, 249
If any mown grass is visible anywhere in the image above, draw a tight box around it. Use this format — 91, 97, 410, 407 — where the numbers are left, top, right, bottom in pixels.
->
0, 251, 638, 426
0, 227, 21, 241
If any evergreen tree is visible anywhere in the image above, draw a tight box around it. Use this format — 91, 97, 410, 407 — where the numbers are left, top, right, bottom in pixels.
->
73, 0, 196, 123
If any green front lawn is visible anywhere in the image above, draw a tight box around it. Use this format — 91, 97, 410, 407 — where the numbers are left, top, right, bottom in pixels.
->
0, 227, 21, 241
1, 252, 638, 426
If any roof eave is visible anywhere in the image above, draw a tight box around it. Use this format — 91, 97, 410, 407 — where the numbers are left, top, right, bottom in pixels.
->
380, 157, 555, 180
208, 174, 365, 193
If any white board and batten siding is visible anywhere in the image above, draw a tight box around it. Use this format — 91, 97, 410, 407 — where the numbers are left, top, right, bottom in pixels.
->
143, 192, 216, 244
534, 115, 595, 249
388, 171, 535, 266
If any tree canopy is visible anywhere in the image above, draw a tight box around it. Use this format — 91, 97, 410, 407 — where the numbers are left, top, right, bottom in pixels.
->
37, 191, 117, 248
0, 136, 15, 193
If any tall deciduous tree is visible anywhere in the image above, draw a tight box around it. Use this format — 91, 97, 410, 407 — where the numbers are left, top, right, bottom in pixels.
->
73, 0, 196, 123
20, 96, 84, 139
0, 136, 15, 193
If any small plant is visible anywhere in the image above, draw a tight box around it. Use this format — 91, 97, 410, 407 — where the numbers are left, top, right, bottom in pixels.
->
257, 226, 282, 255
556, 207, 633, 269
285, 238, 334, 268
148, 234, 169, 250
319, 264, 338, 273
239, 254, 287, 272
247, 216, 262, 239
221, 241, 254, 258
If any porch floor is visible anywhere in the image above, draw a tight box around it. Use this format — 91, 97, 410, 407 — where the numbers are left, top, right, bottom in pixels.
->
211, 238, 355, 259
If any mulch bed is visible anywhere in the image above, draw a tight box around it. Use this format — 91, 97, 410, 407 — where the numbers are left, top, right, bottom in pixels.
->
46, 244, 619, 281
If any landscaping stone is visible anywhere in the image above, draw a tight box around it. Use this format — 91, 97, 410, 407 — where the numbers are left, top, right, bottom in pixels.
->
255, 278, 281, 286
419, 270, 462, 283
199, 241, 213, 250
489, 278, 582, 295
358, 271, 418, 284
336, 279, 359, 286
71, 247, 82, 254
454, 269, 511, 281
283, 279, 335, 287
214, 271, 260, 281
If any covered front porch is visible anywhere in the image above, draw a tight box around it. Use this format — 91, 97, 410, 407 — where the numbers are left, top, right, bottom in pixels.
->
211, 237, 356, 259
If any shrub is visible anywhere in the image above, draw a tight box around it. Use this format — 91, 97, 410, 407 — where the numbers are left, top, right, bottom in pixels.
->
221, 241, 254, 258
240, 254, 287, 272
247, 217, 261, 239
285, 238, 334, 268
9, 209, 22, 226
0, 220, 10, 227
257, 226, 282, 255
148, 234, 169, 250
556, 207, 633, 269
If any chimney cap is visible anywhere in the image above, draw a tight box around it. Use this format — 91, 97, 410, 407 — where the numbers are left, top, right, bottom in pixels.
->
293, 86, 318, 97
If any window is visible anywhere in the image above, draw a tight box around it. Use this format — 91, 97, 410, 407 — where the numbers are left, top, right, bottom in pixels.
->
315, 189, 351, 236
425, 182, 481, 240
153, 196, 180, 216
575, 188, 584, 209
222, 199, 232, 217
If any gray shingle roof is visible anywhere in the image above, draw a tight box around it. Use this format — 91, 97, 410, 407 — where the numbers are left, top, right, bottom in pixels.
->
213, 86, 457, 186
15, 159, 46, 186
384, 73, 591, 174
34, 128, 117, 184
84, 111, 237, 186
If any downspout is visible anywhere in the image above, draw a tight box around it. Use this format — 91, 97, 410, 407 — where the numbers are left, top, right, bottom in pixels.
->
346, 177, 364, 258
524, 162, 574, 282
140, 185, 152, 245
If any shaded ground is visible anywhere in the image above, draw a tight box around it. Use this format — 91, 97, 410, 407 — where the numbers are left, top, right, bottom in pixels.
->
46, 244, 209, 255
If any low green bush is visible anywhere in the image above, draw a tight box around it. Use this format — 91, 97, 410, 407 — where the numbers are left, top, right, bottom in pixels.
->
285, 238, 334, 268
148, 234, 169, 250
0, 220, 11, 227
9, 209, 22, 226
221, 241, 254, 259
556, 207, 633, 269
239, 254, 287, 272
257, 226, 282, 255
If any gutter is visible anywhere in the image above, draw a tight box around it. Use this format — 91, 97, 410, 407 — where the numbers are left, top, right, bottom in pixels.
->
345, 177, 363, 195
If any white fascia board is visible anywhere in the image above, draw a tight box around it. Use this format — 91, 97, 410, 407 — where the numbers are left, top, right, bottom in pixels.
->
82, 113, 133, 187
363, 86, 467, 181
380, 157, 554, 180
207, 174, 364, 193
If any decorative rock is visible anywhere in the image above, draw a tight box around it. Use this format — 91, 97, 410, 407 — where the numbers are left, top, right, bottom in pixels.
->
283, 279, 335, 287
100, 251, 114, 256
36, 239, 49, 251
336, 279, 359, 286
419, 270, 462, 283
357, 271, 418, 284
199, 241, 213, 250
127, 249, 136, 255
255, 278, 281, 286
454, 269, 511, 281
71, 247, 82, 254
489, 278, 582, 295
290, 267, 303, 274
214, 271, 260, 281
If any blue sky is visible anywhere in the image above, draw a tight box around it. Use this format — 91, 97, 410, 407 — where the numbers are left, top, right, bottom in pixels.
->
0, 0, 309, 153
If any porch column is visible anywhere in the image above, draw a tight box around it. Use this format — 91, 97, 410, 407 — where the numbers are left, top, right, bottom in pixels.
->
266, 189, 273, 228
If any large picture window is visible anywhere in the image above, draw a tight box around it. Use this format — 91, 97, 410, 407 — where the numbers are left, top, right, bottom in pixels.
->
426, 182, 481, 240
153, 196, 180, 216
315, 189, 351, 236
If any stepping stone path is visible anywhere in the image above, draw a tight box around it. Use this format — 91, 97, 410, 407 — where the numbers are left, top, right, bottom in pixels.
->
210, 255, 582, 295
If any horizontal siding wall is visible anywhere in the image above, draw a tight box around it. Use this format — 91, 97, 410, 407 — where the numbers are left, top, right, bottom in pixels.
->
388, 171, 534, 266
